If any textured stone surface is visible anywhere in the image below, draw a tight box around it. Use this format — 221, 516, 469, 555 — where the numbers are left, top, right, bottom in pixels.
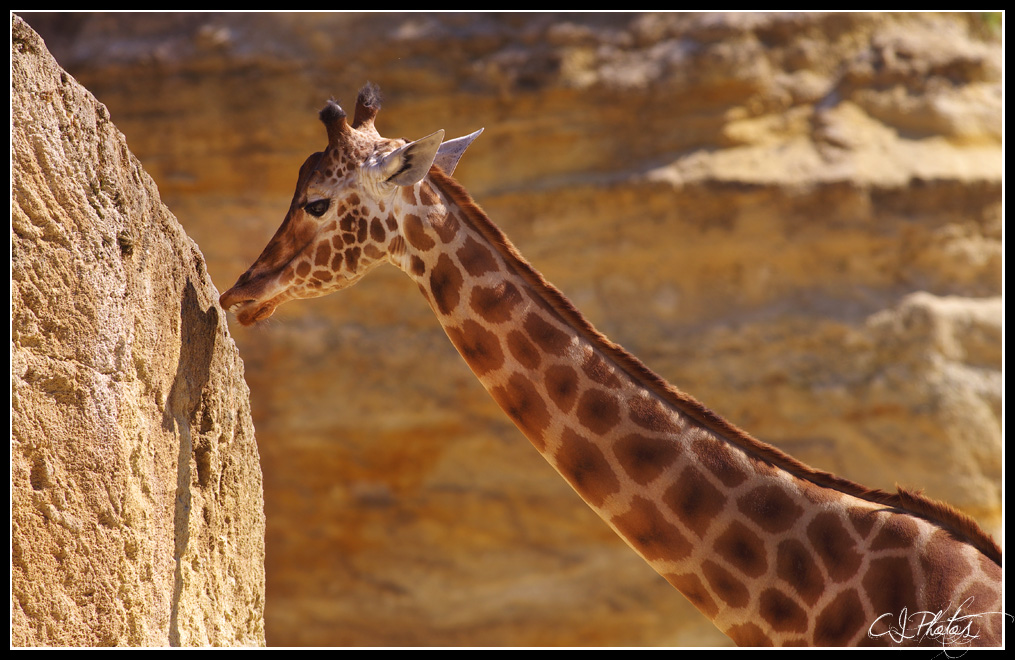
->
11, 15, 264, 647
21, 12, 1002, 647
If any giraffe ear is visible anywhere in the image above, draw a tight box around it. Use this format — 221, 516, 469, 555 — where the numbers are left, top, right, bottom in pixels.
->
380, 129, 445, 187
434, 128, 484, 175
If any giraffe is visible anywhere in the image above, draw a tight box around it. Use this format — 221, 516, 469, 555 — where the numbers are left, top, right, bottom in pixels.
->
219, 84, 1004, 647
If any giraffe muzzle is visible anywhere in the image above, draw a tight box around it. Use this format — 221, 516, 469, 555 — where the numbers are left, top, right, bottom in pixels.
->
220, 287, 278, 326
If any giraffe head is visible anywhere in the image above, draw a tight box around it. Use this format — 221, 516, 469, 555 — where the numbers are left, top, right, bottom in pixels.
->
219, 83, 481, 325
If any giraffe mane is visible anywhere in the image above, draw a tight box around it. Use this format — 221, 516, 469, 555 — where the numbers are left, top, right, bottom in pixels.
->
425, 166, 1003, 566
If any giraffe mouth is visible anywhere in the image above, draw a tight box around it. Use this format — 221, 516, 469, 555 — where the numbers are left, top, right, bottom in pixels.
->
234, 300, 278, 326
219, 231, 320, 326
220, 289, 281, 326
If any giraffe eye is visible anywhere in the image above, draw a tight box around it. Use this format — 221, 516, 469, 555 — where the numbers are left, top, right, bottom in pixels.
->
304, 199, 331, 217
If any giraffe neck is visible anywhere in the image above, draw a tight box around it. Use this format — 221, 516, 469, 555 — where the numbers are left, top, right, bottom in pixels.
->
389, 168, 1003, 647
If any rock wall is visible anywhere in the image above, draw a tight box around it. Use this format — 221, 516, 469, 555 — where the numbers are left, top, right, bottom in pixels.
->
19, 12, 1002, 647
11, 16, 265, 647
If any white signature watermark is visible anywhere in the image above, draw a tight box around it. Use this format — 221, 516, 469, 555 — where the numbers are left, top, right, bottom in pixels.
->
868, 597, 1010, 649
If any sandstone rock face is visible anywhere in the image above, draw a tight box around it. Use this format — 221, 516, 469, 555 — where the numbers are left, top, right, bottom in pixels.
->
11, 16, 265, 647
21, 12, 1001, 647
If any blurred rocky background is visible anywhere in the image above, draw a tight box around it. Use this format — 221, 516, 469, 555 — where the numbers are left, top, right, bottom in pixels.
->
17, 12, 1002, 647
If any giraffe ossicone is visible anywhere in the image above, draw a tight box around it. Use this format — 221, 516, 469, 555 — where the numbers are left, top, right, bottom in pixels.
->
220, 83, 1004, 647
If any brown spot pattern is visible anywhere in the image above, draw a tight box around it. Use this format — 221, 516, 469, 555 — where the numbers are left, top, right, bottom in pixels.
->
776, 539, 824, 606
554, 428, 621, 508
544, 365, 579, 413
404, 214, 435, 251
807, 512, 862, 582
446, 320, 505, 377
869, 515, 918, 551
726, 623, 773, 647
457, 236, 499, 276
506, 330, 541, 370
370, 218, 385, 242
429, 254, 464, 315
715, 521, 767, 578
736, 484, 803, 534
418, 180, 440, 206
524, 312, 571, 355
692, 438, 749, 488
702, 559, 750, 608
665, 573, 719, 619
314, 242, 331, 266
977, 551, 1001, 582
429, 208, 459, 243
814, 589, 865, 646
919, 529, 971, 607
613, 433, 679, 486
470, 282, 522, 324
490, 373, 551, 450
628, 395, 680, 433
582, 351, 622, 388
863, 556, 917, 618
387, 235, 405, 258
346, 246, 361, 272
746, 453, 777, 477
759, 588, 808, 634
662, 465, 725, 538
847, 506, 878, 539
795, 476, 837, 506
575, 388, 621, 434
612, 495, 692, 562
957, 580, 1002, 637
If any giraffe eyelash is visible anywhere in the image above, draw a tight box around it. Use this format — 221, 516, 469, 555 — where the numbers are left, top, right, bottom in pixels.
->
304, 199, 331, 217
